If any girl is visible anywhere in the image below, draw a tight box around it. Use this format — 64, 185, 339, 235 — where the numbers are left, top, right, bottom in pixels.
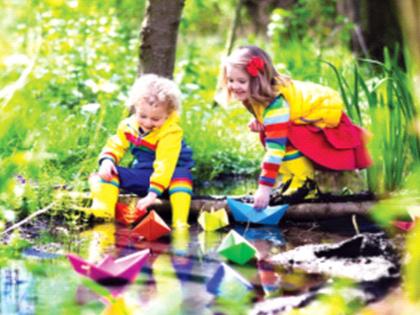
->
84, 74, 194, 228
222, 45, 371, 209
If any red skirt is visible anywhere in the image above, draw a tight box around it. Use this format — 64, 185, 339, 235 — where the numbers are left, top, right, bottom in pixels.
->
287, 113, 372, 171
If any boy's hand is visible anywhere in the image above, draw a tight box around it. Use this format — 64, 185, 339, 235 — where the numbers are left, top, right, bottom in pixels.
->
136, 192, 158, 211
98, 159, 118, 181
248, 119, 264, 132
253, 185, 272, 210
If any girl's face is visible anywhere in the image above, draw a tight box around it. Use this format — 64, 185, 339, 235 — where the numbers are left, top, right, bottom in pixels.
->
226, 64, 250, 102
135, 102, 169, 132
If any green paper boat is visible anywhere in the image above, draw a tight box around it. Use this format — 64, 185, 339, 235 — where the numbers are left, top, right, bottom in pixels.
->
198, 208, 229, 232
217, 230, 257, 265
227, 197, 288, 225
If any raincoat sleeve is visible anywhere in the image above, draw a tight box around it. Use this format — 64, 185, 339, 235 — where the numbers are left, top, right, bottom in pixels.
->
280, 80, 343, 128
98, 118, 131, 165
148, 126, 183, 196
258, 98, 290, 187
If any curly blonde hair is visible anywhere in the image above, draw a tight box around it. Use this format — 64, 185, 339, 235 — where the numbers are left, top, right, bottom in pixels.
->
127, 74, 181, 113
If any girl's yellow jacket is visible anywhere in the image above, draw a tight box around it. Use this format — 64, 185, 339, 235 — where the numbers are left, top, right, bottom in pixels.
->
252, 80, 344, 129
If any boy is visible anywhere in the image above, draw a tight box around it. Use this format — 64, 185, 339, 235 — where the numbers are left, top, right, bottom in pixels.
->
86, 74, 193, 228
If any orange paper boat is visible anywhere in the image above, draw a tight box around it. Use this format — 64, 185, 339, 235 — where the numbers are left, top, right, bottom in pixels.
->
131, 210, 171, 241
67, 249, 150, 285
115, 202, 147, 225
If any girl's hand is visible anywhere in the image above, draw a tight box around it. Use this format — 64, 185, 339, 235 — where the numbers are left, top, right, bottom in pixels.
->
136, 192, 158, 211
248, 119, 264, 132
98, 159, 118, 181
253, 185, 272, 210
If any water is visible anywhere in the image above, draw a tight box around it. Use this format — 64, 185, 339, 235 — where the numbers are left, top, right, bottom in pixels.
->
194, 177, 257, 196
0, 221, 336, 315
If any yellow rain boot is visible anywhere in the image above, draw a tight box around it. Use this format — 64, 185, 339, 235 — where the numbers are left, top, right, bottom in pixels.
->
170, 192, 191, 229
277, 155, 318, 203
80, 174, 119, 219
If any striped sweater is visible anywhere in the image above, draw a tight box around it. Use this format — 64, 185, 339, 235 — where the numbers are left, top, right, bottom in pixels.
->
258, 96, 290, 187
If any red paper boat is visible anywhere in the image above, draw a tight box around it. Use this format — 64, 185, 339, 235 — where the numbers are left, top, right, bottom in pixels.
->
131, 210, 171, 241
67, 249, 150, 285
393, 220, 415, 232
115, 202, 147, 225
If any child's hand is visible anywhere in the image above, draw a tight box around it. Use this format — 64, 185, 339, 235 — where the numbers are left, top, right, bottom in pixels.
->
253, 185, 272, 210
98, 159, 118, 181
136, 192, 158, 211
248, 119, 264, 132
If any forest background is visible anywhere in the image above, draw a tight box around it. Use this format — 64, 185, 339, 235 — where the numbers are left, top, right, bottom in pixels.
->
1, 0, 420, 312
1, 0, 420, 236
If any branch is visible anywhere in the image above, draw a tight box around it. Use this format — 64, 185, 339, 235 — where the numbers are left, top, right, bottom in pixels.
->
0, 202, 55, 237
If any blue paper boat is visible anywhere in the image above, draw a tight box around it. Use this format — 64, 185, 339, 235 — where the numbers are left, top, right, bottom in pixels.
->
227, 198, 288, 225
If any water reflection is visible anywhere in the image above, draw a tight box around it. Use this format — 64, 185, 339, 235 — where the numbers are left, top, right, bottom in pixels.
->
234, 225, 285, 259
79, 223, 117, 261
197, 230, 224, 256
0, 221, 334, 314
0, 263, 35, 315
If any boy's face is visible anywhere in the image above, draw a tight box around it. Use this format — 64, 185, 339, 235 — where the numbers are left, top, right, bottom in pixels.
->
226, 64, 250, 102
136, 102, 169, 132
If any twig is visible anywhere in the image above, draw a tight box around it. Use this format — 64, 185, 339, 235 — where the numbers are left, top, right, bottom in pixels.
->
352, 214, 360, 235
0, 202, 55, 237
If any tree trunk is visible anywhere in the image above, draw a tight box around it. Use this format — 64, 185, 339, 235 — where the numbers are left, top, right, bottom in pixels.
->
225, 0, 245, 55
338, 0, 403, 63
337, 0, 369, 58
396, 0, 420, 74
139, 0, 185, 78
243, 0, 296, 35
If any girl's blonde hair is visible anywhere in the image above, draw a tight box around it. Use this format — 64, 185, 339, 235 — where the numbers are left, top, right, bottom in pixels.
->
127, 74, 181, 113
221, 45, 290, 107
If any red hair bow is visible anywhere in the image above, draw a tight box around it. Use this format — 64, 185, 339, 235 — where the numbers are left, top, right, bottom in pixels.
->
246, 56, 265, 77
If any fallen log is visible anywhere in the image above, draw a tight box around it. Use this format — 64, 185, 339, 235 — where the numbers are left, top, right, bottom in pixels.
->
58, 191, 376, 221
118, 194, 376, 220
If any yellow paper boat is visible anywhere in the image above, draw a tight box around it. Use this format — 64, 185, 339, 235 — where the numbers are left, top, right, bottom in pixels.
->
198, 208, 229, 232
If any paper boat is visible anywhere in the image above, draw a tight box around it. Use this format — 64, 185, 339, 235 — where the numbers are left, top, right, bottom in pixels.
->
206, 263, 253, 297
217, 230, 257, 265
67, 249, 150, 285
115, 202, 147, 225
131, 210, 171, 241
393, 220, 414, 232
198, 208, 229, 232
227, 197, 288, 225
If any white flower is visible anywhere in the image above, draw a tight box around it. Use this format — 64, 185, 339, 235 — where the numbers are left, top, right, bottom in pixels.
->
84, 79, 99, 93
185, 83, 200, 91
68, 0, 78, 8
85, 79, 118, 94
98, 80, 118, 93
3, 210, 16, 222
81, 103, 100, 114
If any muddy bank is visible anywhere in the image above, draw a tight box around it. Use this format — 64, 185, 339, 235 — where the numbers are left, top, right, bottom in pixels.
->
251, 233, 400, 314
